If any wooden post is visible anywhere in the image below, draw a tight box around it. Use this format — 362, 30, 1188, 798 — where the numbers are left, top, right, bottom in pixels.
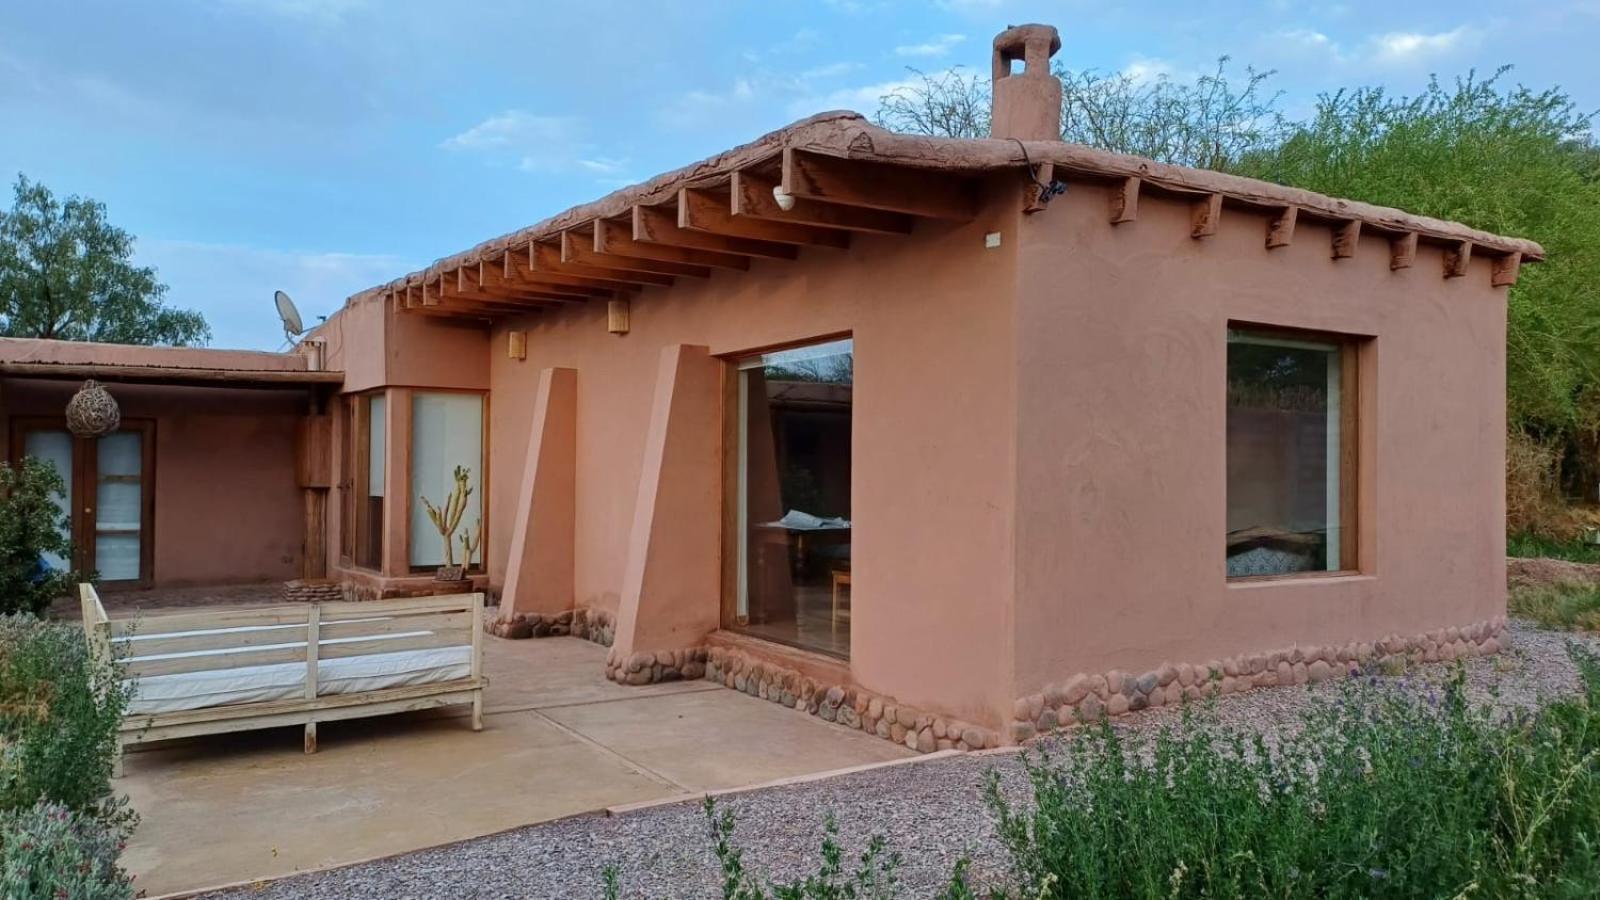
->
304, 605, 320, 753
470, 592, 484, 732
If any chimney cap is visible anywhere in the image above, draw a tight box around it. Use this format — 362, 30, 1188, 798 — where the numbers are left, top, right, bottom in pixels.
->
993, 23, 1061, 60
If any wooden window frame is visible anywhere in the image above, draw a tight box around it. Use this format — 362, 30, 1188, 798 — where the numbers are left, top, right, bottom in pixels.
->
340, 390, 386, 572
8, 416, 157, 588
1225, 324, 1362, 582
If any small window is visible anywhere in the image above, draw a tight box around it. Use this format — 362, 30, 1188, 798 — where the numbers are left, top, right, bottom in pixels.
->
1226, 327, 1358, 578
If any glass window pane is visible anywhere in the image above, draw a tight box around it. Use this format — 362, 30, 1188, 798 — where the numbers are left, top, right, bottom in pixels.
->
97, 431, 143, 581
736, 338, 853, 657
410, 393, 484, 568
22, 430, 73, 571
368, 394, 386, 498
1226, 332, 1343, 577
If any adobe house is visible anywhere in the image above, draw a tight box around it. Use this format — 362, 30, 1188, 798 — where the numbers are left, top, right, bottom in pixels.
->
0, 337, 338, 589
8, 24, 1538, 750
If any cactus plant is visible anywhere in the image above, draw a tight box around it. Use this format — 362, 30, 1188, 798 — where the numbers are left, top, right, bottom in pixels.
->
420, 465, 473, 568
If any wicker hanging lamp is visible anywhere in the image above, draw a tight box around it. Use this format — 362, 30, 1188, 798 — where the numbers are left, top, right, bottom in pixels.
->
65, 380, 121, 437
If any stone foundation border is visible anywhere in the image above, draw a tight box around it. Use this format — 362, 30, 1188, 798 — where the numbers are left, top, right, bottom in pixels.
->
485, 606, 616, 647
1009, 616, 1510, 742
602, 643, 1003, 754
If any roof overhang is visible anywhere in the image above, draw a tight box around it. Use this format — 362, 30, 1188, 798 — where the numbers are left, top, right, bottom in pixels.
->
0, 361, 344, 390
366, 111, 1543, 322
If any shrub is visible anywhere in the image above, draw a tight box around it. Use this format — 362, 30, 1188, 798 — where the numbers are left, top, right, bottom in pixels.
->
1510, 581, 1600, 631
0, 616, 130, 831
986, 650, 1600, 899
0, 458, 76, 617
0, 801, 132, 900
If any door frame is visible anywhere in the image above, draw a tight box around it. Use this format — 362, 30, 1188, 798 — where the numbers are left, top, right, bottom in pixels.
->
8, 416, 157, 588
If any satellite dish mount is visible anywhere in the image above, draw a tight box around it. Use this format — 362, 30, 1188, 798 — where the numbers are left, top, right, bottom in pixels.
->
274, 290, 306, 350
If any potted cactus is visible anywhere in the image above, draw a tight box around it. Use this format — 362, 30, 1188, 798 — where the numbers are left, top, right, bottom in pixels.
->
420, 465, 480, 586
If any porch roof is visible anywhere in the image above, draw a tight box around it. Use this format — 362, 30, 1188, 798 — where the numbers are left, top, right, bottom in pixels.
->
0, 337, 340, 389
363, 111, 1544, 322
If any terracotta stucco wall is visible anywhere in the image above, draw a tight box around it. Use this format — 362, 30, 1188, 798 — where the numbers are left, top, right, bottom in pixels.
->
485, 177, 1023, 728
1011, 182, 1507, 695
3, 380, 305, 586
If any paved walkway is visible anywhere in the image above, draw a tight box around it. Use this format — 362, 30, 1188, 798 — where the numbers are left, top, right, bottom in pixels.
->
121, 635, 910, 897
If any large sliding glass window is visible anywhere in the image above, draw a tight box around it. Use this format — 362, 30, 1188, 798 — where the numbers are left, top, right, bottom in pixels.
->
735, 338, 853, 658
1226, 328, 1358, 578
410, 392, 485, 570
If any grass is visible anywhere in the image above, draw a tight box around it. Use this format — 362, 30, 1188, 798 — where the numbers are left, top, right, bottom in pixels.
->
621, 648, 1600, 899
1508, 531, 1600, 564
1510, 581, 1600, 631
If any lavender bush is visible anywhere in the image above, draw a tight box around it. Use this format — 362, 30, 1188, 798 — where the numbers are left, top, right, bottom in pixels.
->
0, 802, 132, 900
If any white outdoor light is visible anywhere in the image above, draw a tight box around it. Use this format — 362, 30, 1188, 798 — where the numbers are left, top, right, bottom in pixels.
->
772, 185, 797, 211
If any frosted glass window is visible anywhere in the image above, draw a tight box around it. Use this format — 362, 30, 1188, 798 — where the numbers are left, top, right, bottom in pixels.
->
410, 393, 484, 568
22, 430, 73, 571
95, 431, 142, 581
368, 394, 386, 497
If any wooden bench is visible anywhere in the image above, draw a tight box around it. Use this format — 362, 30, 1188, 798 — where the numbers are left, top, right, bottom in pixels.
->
79, 584, 486, 771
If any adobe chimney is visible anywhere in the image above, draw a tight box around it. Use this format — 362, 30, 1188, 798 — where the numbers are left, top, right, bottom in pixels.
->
990, 24, 1062, 141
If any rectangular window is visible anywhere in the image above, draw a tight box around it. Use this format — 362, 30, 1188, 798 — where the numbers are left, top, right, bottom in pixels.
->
734, 338, 853, 658
410, 392, 485, 570
1226, 328, 1358, 578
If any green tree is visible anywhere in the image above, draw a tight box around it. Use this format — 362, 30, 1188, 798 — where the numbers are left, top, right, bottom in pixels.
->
0, 175, 209, 345
1234, 72, 1600, 501
0, 458, 77, 617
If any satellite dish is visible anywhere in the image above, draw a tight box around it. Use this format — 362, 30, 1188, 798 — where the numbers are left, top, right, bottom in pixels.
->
274, 290, 305, 345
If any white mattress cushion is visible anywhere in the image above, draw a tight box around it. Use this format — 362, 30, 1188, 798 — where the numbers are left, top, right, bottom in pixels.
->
126, 645, 472, 715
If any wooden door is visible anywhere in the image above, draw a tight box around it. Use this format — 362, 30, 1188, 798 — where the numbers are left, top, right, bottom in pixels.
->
9, 418, 155, 586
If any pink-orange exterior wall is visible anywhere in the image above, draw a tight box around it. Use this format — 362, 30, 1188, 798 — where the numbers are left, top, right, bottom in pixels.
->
1011, 183, 1507, 698
482, 177, 1024, 729
1, 379, 305, 586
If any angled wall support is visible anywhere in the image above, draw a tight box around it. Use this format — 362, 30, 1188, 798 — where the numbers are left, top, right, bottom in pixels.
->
501, 367, 578, 617
609, 344, 722, 676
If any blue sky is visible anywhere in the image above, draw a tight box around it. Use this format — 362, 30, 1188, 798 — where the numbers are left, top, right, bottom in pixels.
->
2, 1, 1596, 349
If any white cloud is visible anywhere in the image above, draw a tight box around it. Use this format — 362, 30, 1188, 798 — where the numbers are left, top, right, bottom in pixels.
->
133, 239, 413, 350
1368, 26, 1477, 64
894, 34, 967, 58
1268, 24, 1478, 67
441, 111, 631, 181
1121, 56, 1178, 84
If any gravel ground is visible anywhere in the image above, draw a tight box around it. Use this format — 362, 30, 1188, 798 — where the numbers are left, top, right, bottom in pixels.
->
199, 621, 1600, 900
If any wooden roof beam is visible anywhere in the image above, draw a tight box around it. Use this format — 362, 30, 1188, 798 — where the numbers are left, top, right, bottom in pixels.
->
632, 204, 798, 260
593, 217, 750, 270
1492, 252, 1522, 287
442, 269, 566, 309
528, 240, 678, 287
680, 187, 849, 248
1265, 206, 1296, 249
1444, 240, 1473, 279
1331, 219, 1361, 260
478, 259, 610, 299
1190, 193, 1222, 239
561, 229, 714, 277
1109, 176, 1139, 225
1390, 232, 1418, 270
731, 170, 914, 235
501, 257, 636, 294
781, 148, 978, 221
460, 264, 590, 303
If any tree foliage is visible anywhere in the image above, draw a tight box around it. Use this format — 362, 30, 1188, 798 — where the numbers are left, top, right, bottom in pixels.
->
0, 175, 209, 346
0, 458, 77, 617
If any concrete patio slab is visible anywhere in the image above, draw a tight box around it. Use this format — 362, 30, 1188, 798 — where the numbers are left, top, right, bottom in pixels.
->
542, 688, 912, 792
119, 635, 912, 897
